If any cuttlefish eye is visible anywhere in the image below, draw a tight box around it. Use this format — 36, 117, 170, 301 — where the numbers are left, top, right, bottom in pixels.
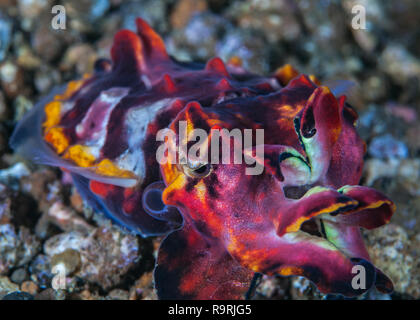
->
142, 181, 182, 226
181, 163, 212, 178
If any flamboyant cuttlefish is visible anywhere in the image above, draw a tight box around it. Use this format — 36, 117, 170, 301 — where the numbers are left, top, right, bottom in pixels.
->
11, 18, 395, 299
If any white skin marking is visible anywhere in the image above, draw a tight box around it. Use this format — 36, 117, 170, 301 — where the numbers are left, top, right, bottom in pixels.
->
75, 87, 130, 157
117, 98, 174, 178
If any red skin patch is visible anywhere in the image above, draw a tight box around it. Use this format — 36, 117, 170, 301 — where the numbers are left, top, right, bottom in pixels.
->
155, 221, 254, 300
89, 180, 117, 198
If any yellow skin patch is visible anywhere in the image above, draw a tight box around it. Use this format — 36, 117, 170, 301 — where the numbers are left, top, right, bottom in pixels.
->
43, 101, 62, 129
54, 74, 90, 101
228, 56, 243, 67
284, 200, 358, 234
44, 127, 69, 154
339, 199, 395, 224
277, 104, 303, 119
64, 145, 96, 167
64, 146, 135, 178
95, 159, 136, 178
278, 266, 304, 276
162, 174, 187, 203
194, 181, 207, 203
43, 78, 93, 166
43, 74, 91, 132
62, 145, 135, 178
162, 164, 180, 186
228, 241, 270, 273
275, 64, 299, 85
309, 74, 321, 86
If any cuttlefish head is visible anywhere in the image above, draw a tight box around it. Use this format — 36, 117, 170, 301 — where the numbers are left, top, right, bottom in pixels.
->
153, 86, 395, 298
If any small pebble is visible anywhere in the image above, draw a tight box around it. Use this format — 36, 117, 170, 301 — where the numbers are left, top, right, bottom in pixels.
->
20, 281, 39, 295
0, 276, 19, 298
107, 289, 130, 300
0, 13, 12, 61
10, 268, 28, 284
51, 248, 81, 276
368, 134, 409, 159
